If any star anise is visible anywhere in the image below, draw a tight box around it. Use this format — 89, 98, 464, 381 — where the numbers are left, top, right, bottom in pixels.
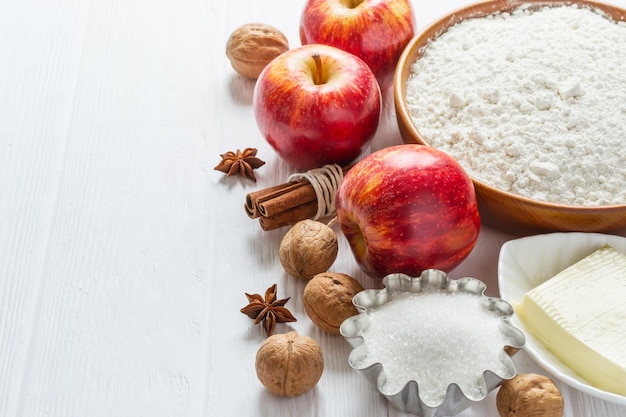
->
214, 147, 265, 182
240, 283, 296, 336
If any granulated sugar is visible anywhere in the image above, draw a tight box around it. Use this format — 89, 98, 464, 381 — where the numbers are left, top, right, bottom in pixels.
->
353, 291, 515, 406
406, 5, 626, 205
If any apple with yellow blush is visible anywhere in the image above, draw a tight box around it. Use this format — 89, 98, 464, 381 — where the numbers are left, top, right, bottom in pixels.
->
300, 0, 415, 89
253, 44, 381, 171
335, 144, 481, 280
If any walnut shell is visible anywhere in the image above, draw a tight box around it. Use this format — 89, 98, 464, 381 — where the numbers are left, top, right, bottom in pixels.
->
255, 331, 324, 397
279, 220, 338, 280
303, 272, 364, 335
225, 23, 289, 79
496, 373, 564, 417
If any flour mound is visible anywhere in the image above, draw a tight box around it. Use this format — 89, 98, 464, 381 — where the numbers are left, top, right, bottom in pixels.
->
406, 5, 626, 206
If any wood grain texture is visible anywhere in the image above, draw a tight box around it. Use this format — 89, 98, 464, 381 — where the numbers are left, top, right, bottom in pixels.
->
1, 0, 625, 416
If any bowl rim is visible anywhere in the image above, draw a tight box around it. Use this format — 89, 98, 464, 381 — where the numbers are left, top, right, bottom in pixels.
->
393, 0, 626, 213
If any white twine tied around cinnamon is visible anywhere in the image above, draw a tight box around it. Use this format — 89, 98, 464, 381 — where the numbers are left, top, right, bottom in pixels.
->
288, 163, 344, 222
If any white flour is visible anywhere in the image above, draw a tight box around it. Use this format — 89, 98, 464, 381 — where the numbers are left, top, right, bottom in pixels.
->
406, 5, 626, 205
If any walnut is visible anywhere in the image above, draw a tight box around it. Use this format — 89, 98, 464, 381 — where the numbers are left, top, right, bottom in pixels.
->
279, 219, 338, 280
225, 23, 289, 79
303, 272, 364, 335
496, 373, 564, 417
255, 331, 324, 397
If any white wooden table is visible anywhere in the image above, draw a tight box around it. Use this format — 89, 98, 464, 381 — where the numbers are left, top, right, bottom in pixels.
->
1, 0, 626, 416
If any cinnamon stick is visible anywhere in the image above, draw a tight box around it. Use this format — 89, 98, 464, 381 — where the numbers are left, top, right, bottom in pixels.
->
258, 200, 319, 231
244, 181, 303, 218
245, 164, 351, 231
258, 182, 317, 217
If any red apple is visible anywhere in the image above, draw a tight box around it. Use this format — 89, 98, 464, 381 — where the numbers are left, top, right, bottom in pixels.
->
300, 0, 415, 89
335, 144, 480, 280
253, 44, 381, 171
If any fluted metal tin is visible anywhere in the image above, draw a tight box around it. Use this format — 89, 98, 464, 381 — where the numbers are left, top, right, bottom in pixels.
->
340, 269, 525, 417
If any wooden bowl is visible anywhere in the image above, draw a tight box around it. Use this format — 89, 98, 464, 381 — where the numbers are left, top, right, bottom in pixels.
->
394, 0, 626, 236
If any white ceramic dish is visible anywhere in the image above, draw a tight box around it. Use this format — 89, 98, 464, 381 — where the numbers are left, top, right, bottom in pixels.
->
498, 232, 626, 405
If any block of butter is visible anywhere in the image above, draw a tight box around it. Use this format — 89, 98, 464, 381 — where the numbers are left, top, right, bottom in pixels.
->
516, 244, 626, 396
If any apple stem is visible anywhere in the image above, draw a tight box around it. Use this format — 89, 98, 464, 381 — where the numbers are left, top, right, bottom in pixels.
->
345, 0, 363, 8
312, 53, 323, 85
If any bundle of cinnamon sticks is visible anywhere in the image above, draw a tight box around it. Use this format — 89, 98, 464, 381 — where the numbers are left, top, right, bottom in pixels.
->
245, 166, 349, 231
